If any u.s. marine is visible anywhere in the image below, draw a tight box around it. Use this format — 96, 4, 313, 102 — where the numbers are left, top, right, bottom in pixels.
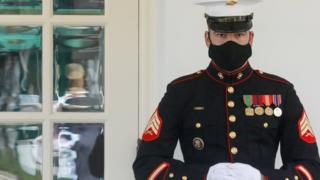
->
133, 0, 320, 179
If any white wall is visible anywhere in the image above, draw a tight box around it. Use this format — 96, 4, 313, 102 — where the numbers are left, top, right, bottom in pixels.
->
140, 0, 320, 169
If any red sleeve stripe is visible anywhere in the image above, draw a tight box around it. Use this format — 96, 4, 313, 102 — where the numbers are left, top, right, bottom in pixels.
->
147, 162, 170, 180
295, 165, 314, 180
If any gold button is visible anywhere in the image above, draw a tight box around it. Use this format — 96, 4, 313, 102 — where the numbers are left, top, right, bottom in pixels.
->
229, 115, 236, 123
285, 178, 289, 180
227, 86, 234, 94
218, 72, 224, 79
195, 123, 202, 129
228, 101, 235, 108
169, 173, 174, 178
237, 73, 243, 79
226, 0, 238, 5
231, 147, 238, 155
182, 176, 188, 180
294, 175, 299, 180
229, 131, 237, 139
263, 122, 269, 128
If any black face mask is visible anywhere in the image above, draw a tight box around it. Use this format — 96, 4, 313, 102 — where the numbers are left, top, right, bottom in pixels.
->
208, 41, 252, 71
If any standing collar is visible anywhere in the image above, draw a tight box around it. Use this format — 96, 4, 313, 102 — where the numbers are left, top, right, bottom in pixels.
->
206, 61, 253, 85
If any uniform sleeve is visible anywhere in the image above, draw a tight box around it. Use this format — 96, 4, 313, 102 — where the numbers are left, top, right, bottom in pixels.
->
88, 132, 104, 178
260, 84, 320, 180
132, 84, 210, 180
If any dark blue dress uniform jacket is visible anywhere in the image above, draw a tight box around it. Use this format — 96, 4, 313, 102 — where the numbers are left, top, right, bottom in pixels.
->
133, 62, 320, 180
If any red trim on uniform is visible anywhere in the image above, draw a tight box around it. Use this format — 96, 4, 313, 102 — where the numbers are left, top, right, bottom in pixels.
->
211, 61, 249, 75
171, 71, 204, 85
264, 176, 269, 180
231, 72, 254, 85
206, 69, 254, 86
295, 165, 314, 180
297, 110, 316, 144
142, 108, 164, 142
254, 70, 290, 85
225, 88, 234, 162
147, 162, 171, 180
162, 165, 171, 180
205, 70, 226, 85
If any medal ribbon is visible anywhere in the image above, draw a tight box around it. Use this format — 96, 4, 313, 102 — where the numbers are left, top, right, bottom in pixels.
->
243, 95, 253, 107
273, 95, 282, 107
264, 95, 273, 107
252, 95, 258, 106
260, 95, 266, 106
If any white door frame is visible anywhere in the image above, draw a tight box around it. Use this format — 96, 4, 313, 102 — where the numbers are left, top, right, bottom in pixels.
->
138, 0, 158, 136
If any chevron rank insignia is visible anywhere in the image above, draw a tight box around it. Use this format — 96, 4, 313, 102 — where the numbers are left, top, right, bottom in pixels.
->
298, 110, 316, 144
142, 108, 163, 142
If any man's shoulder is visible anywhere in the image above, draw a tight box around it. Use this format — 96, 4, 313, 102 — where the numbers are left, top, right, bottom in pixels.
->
169, 70, 206, 87
254, 69, 292, 86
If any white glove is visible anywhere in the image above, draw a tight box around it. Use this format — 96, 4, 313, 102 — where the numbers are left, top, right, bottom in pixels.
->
206, 162, 262, 180
206, 163, 236, 180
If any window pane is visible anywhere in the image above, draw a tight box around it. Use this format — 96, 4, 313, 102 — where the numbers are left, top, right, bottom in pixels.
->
0, 26, 42, 112
0, 0, 42, 15
0, 123, 42, 180
53, 26, 104, 112
53, 123, 104, 180
53, 0, 104, 15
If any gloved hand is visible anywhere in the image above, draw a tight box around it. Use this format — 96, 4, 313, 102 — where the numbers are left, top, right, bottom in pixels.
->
206, 162, 263, 180
206, 163, 236, 180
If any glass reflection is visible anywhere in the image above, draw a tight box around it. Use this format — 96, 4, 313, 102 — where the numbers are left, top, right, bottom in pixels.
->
53, 0, 104, 15
0, 0, 42, 15
53, 123, 104, 180
0, 26, 42, 112
53, 26, 104, 112
0, 124, 42, 180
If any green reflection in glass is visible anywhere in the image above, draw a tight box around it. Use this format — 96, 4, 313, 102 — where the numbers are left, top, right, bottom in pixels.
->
0, 26, 42, 112
53, 26, 104, 112
0, 123, 42, 180
0, 0, 42, 15
53, 0, 104, 15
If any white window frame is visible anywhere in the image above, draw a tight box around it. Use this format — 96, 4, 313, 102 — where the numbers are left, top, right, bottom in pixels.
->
0, 0, 139, 179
